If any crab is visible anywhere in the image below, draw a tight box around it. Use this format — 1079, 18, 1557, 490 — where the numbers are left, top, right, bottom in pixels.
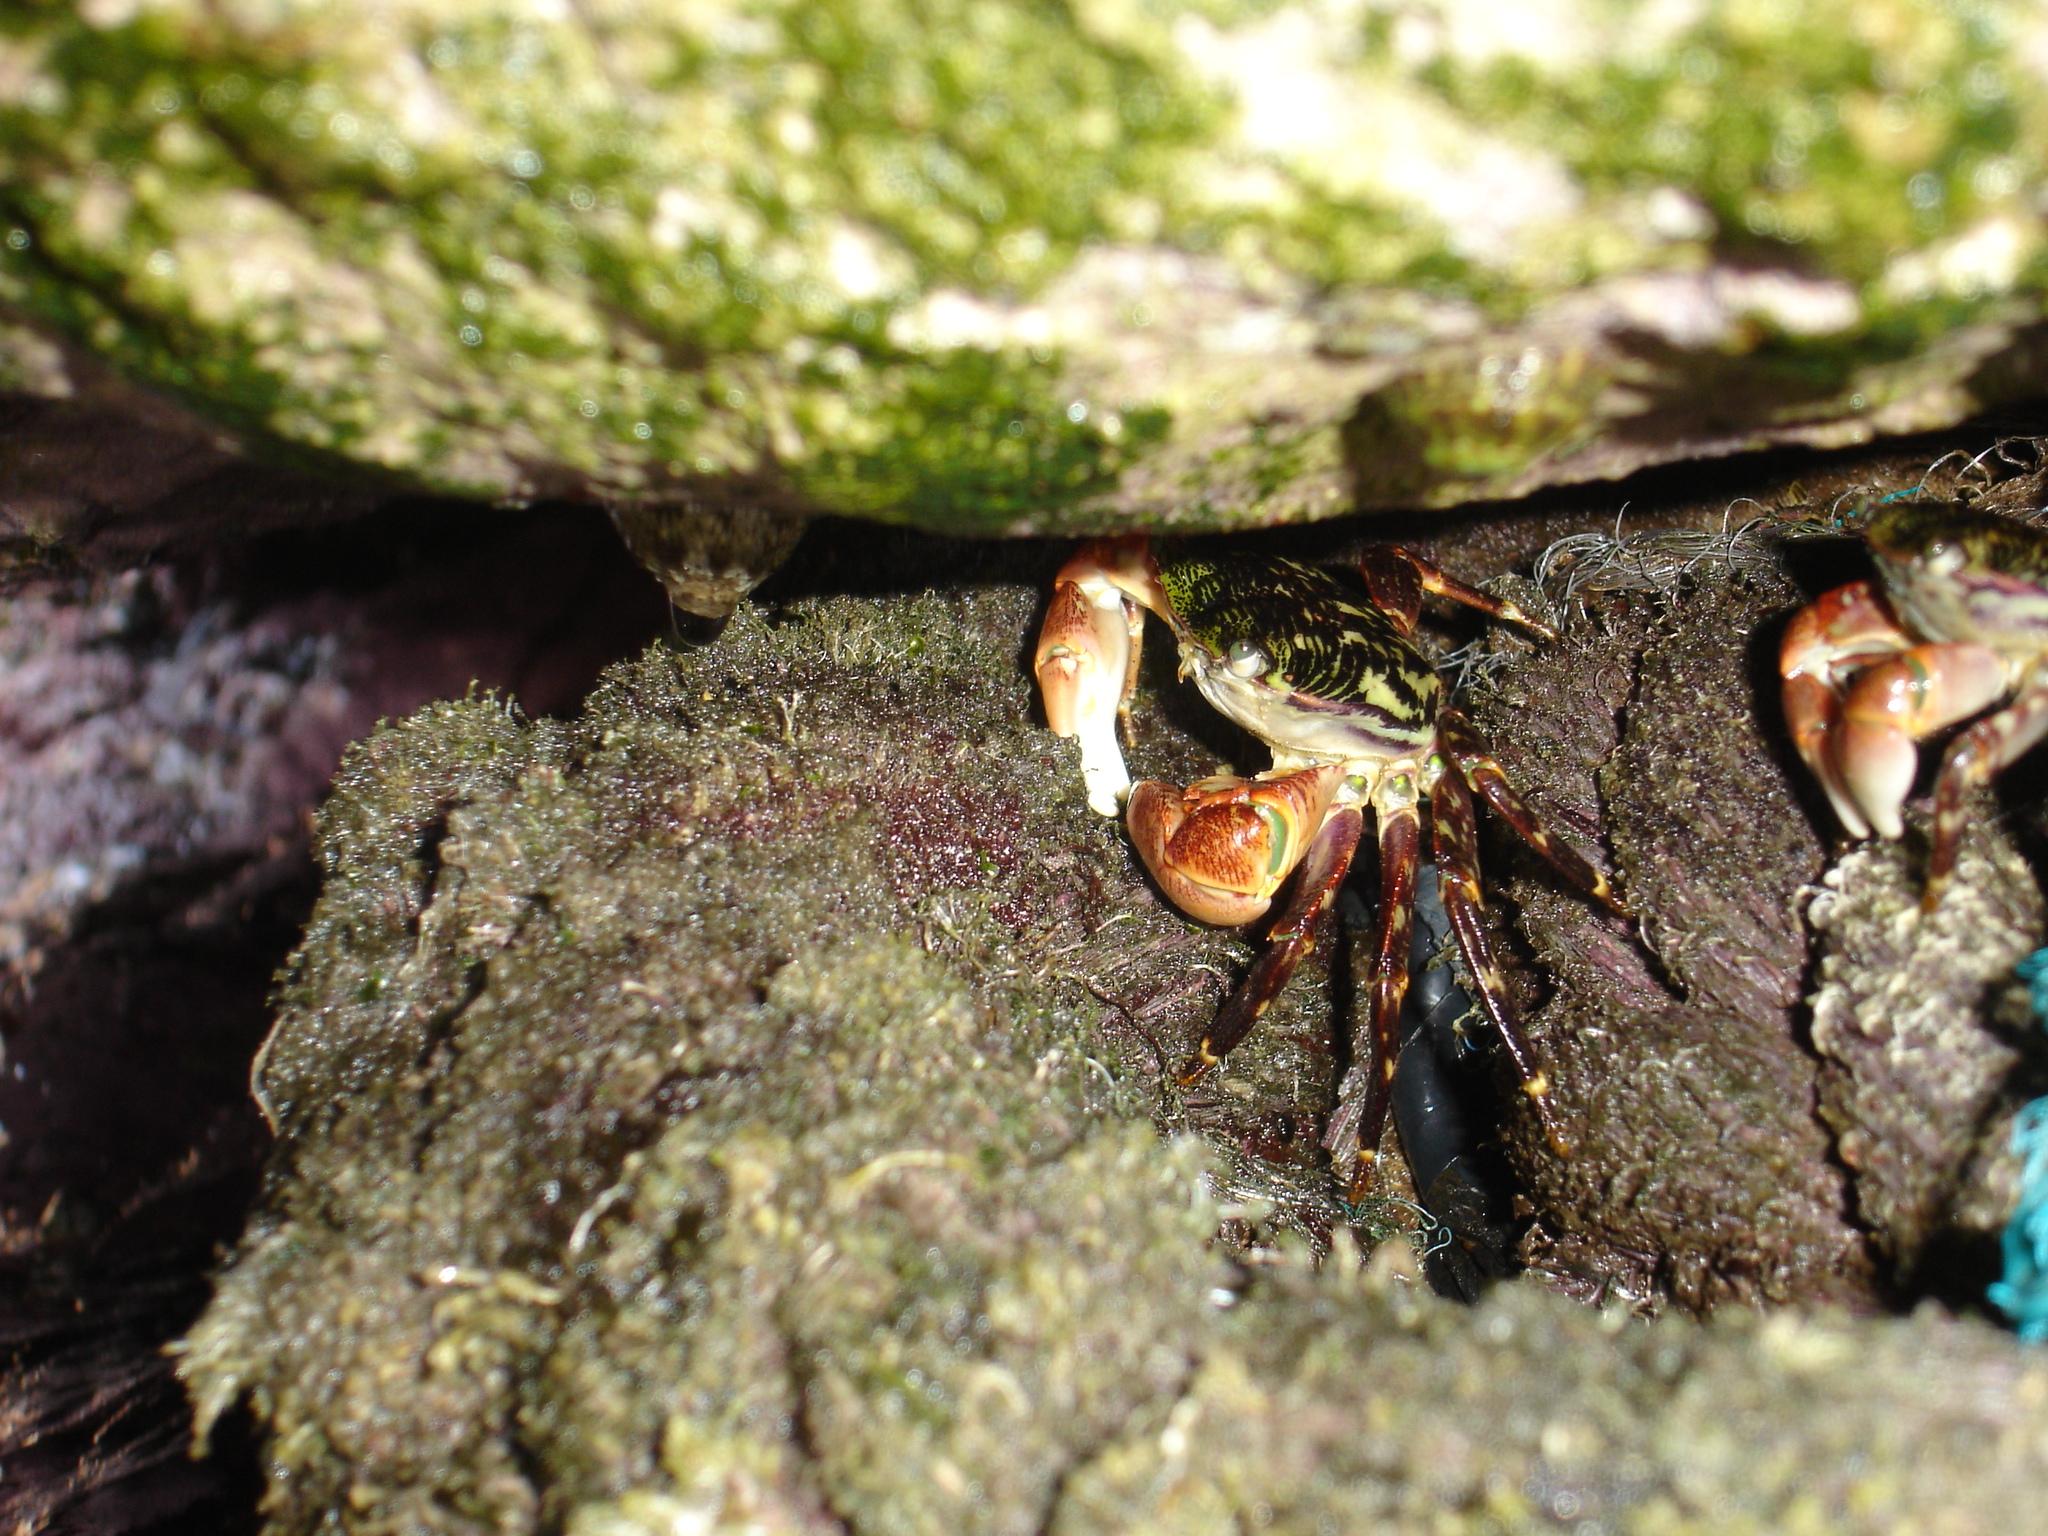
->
1034, 536, 1622, 1199
1781, 500, 2048, 905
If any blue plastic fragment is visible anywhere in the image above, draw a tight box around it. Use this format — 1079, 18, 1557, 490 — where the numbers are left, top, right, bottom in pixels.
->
1991, 1099, 2048, 1341
2020, 948, 2048, 1021
1991, 949, 2048, 1340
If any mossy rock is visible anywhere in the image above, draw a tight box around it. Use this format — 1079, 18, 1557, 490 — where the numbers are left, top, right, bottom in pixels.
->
180, 525, 2048, 1532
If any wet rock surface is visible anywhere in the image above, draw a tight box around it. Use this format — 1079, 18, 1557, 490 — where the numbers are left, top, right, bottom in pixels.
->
1462, 575, 1877, 1309
179, 568, 1246, 1534
10, 410, 2048, 1529
1807, 831, 2043, 1282
0, 504, 667, 1533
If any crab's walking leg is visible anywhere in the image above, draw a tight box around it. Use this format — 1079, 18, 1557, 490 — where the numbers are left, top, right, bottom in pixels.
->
1428, 763, 1571, 1158
1358, 548, 1559, 642
1176, 802, 1365, 1082
1926, 686, 2048, 904
1325, 782, 1422, 1200
1438, 712, 1625, 913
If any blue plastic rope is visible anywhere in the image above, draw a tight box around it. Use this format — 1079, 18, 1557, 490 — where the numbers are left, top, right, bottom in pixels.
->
1990, 949, 2048, 1340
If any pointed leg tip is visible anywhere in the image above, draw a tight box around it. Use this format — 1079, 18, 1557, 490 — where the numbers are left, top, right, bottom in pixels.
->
1920, 846, 1957, 913
1342, 1154, 1377, 1206
1510, 609, 1561, 644
1591, 876, 1630, 917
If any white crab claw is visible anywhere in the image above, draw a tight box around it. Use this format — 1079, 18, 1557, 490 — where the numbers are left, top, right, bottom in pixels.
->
1074, 704, 1131, 815
1035, 578, 1134, 815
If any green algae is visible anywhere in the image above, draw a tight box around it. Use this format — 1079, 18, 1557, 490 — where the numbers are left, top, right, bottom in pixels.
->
5, 0, 2048, 565
1406, 1, 2047, 294
0, 0, 1217, 519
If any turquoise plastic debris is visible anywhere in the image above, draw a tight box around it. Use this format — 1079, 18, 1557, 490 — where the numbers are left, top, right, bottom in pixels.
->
1990, 949, 2048, 1340
2022, 948, 2048, 1022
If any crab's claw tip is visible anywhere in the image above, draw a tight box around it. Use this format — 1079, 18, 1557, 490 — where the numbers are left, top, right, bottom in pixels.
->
1083, 759, 1131, 818
1033, 644, 1090, 739
1584, 868, 1630, 918
1501, 602, 1560, 644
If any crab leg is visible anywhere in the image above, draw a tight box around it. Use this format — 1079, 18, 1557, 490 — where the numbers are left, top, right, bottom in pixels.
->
1358, 548, 1559, 642
1324, 777, 1423, 1199
1437, 711, 1624, 912
1427, 763, 1572, 1159
1926, 684, 2048, 903
1176, 800, 1365, 1083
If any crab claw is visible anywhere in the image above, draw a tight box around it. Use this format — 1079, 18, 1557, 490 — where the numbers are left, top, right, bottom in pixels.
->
1035, 580, 1133, 816
1834, 648, 2005, 839
1781, 580, 2010, 841
1036, 541, 1151, 815
1126, 765, 1346, 926
1781, 581, 1899, 838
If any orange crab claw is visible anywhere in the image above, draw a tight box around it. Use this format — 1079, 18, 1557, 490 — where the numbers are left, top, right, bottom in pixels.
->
1782, 582, 1891, 838
1833, 644, 2007, 839
1125, 765, 1346, 926
1781, 670, 1867, 840
1780, 579, 2011, 842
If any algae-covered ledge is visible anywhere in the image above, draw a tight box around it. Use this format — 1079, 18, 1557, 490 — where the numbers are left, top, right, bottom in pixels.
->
7, 1, 2048, 606
177, 529, 2048, 1532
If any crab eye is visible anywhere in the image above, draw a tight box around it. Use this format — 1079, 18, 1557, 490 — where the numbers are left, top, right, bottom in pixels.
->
1226, 640, 1269, 678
